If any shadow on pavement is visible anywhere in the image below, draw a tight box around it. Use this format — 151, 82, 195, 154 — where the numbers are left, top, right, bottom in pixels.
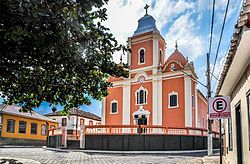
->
0, 158, 23, 164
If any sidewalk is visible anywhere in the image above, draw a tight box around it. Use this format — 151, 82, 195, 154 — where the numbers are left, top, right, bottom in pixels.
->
187, 154, 219, 164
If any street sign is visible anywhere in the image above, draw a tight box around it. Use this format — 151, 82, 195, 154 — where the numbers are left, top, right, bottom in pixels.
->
208, 96, 231, 119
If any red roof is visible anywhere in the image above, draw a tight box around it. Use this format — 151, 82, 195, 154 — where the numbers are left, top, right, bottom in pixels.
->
107, 76, 123, 83
164, 49, 188, 66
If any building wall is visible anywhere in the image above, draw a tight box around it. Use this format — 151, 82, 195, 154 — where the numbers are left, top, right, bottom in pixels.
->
197, 94, 208, 129
130, 81, 153, 125
162, 77, 185, 127
224, 63, 250, 164
1, 114, 57, 141
48, 115, 101, 129
131, 39, 153, 70
105, 86, 123, 125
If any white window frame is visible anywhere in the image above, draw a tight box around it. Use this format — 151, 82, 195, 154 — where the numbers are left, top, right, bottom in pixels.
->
138, 48, 146, 65
135, 86, 148, 105
168, 91, 179, 108
110, 100, 118, 114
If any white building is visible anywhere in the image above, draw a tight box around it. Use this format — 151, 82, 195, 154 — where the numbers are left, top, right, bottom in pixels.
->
45, 108, 101, 132
217, 1, 250, 163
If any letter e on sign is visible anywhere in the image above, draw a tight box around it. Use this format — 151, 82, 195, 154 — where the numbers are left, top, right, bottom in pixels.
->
208, 96, 231, 119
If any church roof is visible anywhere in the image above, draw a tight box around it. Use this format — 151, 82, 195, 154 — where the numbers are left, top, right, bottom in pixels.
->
164, 48, 188, 67
133, 14, 159, 36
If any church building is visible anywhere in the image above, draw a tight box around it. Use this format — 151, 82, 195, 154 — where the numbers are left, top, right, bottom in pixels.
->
102, 6, 211, 129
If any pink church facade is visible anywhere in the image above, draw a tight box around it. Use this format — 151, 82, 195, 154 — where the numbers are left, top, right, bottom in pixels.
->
101, 10, 218, 131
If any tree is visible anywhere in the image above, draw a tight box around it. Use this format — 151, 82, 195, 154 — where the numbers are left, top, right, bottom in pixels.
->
0, 0, 128, 113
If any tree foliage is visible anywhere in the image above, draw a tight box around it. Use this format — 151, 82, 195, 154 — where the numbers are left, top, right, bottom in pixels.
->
0, 0, 128, 113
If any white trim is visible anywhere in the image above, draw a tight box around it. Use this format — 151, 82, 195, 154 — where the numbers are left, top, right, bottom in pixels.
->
122, 84, 130, 125
135, 86, 148, 105
101, 97, 106, 124
184, 76, 192, 127
153, 36, 158, 67
138, 47, 146, 65
168, 91, 179, 108
195, 88, 198, 128
110, 100, 118, 114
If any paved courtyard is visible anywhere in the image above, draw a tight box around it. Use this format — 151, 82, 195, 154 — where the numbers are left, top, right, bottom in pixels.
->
0, 148, 218, 164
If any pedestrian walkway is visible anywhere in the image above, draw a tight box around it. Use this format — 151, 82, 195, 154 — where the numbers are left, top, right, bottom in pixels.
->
0, 147, 220, 164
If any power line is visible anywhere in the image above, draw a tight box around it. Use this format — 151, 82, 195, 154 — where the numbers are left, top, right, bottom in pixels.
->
208, 0, 216, 57
211, 0, 230, 81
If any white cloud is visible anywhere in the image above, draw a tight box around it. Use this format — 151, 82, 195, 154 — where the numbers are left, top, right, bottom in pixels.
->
151, 0, 195, 30
165, 13, 206, 61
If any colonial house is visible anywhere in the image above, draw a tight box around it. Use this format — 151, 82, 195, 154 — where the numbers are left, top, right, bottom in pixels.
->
217, 0, 250, 163
0, 104, 58, 146
45, 108, 101, 133
102, 7, 218, 131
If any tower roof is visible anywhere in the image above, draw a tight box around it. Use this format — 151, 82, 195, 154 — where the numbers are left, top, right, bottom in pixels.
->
133, 5, 159, 36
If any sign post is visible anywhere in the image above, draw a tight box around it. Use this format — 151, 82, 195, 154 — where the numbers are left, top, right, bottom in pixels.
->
209, 96, 231, 164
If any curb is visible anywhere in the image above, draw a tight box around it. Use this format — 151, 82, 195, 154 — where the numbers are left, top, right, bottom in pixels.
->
44, 147, 219, 155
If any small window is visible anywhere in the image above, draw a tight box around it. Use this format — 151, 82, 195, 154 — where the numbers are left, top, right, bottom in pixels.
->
30, 122, 37, 134
159, 50, 162, 65
192, 95, 195, 108
62, 118, 67, 126
7, 119, 15, 133
41, 124, 47, 136
89, 120, 93, 125
19, 121, 27, 134
228, 118, 233, 151
136, 88, 147, 105
169, 92, 178, 108
139, 49, 145, 64
111, 101, 118, 114
80, 118, 85, 125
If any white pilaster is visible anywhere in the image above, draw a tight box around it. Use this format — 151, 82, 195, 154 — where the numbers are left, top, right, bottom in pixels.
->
101, 97, 106, 125
122, 83, 131, 125
184, 76, 192, 127
157, 79, 162, 125
152, 80, 158, 125
153, 35, 159, 68
152, 76, 162, 125
195, 88, 198, 127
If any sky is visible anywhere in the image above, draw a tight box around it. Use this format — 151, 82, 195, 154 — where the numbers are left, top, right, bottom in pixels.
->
0, 0, 243, 116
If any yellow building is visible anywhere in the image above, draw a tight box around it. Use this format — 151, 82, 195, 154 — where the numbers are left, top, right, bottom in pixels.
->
0, 104, 58, 146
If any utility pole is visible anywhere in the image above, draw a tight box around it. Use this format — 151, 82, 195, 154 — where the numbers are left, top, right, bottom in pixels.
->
207, 53, 213, 155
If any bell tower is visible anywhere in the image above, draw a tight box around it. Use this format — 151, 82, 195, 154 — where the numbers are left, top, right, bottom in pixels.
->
127, 4, 166, 75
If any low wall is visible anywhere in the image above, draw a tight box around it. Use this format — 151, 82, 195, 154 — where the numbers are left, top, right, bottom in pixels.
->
85, 134, 219, 151
1, 137, 46, 147
48, 134, 220, 150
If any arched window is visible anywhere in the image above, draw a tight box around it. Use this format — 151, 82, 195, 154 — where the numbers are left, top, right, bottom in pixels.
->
80, 118, 85, 125
159, 50, 162, 65
136, 87, 147, 105
110, 100, 118, 114
138, 48, 145, 64
168, 91, 178, 108
89, 120, 93, 125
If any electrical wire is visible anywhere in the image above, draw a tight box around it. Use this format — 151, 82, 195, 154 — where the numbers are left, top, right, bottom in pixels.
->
211, 0, 230, 82
208, 0, 215, 57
